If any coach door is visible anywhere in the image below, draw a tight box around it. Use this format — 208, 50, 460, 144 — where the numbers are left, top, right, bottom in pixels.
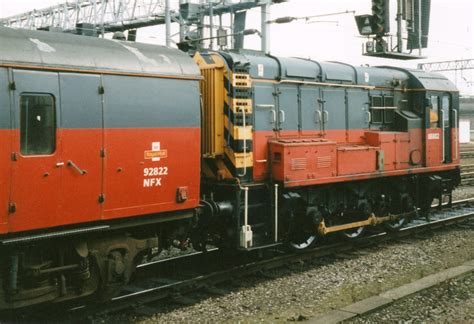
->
9, 70, 61, 232
58, 73, 103, 224
0, 68, 11, 232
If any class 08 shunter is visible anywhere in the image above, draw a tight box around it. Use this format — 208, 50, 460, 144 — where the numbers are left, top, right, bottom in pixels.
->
0, 27, 460, 310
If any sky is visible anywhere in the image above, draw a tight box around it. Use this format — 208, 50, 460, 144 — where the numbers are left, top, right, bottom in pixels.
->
0, 0, 472, 94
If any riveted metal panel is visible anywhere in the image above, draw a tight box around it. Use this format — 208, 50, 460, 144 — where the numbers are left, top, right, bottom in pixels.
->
276, 84, 299, 135
322, 89, 346, 131
300, 86, 321, 136
253, 83, 277, 132
279, 57, 320, 79
347, 90, 370, 138
320, 62, 355, 83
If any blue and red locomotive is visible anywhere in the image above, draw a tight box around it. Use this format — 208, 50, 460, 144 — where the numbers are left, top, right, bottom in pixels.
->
0, 27, 460, 309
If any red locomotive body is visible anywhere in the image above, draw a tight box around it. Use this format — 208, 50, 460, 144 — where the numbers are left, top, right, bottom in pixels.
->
196, 51, 460, 250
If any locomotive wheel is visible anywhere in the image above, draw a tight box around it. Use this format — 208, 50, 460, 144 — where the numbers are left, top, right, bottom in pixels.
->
340, 199, 369, 240
383, 194, 414, 232
340, 226, 366, 239
289, 234, 318, 250
288, 207, 320, 251
383, 216, 407, 232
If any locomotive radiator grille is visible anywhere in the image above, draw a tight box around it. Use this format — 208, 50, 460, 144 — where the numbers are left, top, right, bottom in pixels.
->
194, 52, 254, 181
194, 52, 225, 158
222, 68, 254, 181
317, 156, 332, 168
291, 158, 308, 171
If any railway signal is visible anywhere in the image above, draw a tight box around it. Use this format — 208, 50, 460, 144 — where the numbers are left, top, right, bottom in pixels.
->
355, 0, 432, 60
371, 0, 390, 35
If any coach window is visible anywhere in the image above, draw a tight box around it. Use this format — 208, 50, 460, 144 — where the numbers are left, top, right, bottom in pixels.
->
20, 94, 56, 155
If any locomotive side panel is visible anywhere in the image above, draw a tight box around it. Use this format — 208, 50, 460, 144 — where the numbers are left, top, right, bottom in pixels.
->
320, 88, 347, 143
102, 75, 201, 219
275, 84, 299, 137
346, 90, 370, 143
253, 83, 276, 181
300, 86, 322, 137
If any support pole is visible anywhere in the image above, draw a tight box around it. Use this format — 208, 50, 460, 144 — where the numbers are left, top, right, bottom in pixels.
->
209, 1, 214, 50
230, 8, 234, 49
396, 0, 403, 52
165, 0, 171, 47
261, 3, 270, 53
179, 0, 186, 43
418, 0, 422, 56
274, 184, 278, 242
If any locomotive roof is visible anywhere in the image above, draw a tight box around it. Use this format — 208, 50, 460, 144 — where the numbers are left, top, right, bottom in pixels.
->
220, 51, 457, 92
0, 26, 200, 79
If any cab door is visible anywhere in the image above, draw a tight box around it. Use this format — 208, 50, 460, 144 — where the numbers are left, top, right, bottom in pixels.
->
9, 70, 61, 232
426, 94, 447, 166
440, 95, 452, 163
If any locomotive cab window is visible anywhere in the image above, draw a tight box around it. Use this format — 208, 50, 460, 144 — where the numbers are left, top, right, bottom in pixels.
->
370, 95, 395, 125
442, 95, 450, 122
20, 94, 56, 155
370, 96, 383, 124
429, 95, 439, 128
383, 96, 395, 124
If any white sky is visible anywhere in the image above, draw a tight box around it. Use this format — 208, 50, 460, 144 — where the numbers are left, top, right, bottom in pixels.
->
0, 0, 473, 94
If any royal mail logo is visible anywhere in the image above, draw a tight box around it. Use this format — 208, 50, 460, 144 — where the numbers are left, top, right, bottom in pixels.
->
145, 142, 168, 161
427, 133, 440, 140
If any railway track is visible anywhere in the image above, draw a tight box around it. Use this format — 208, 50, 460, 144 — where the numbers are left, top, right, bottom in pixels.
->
460, 148, 474, 159
461, 163, 474, 186
15, 197, 471, 321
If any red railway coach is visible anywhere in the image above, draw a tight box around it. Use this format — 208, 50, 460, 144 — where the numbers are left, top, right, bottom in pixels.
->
0, 26, 461, 311
0, 27, 201, 308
